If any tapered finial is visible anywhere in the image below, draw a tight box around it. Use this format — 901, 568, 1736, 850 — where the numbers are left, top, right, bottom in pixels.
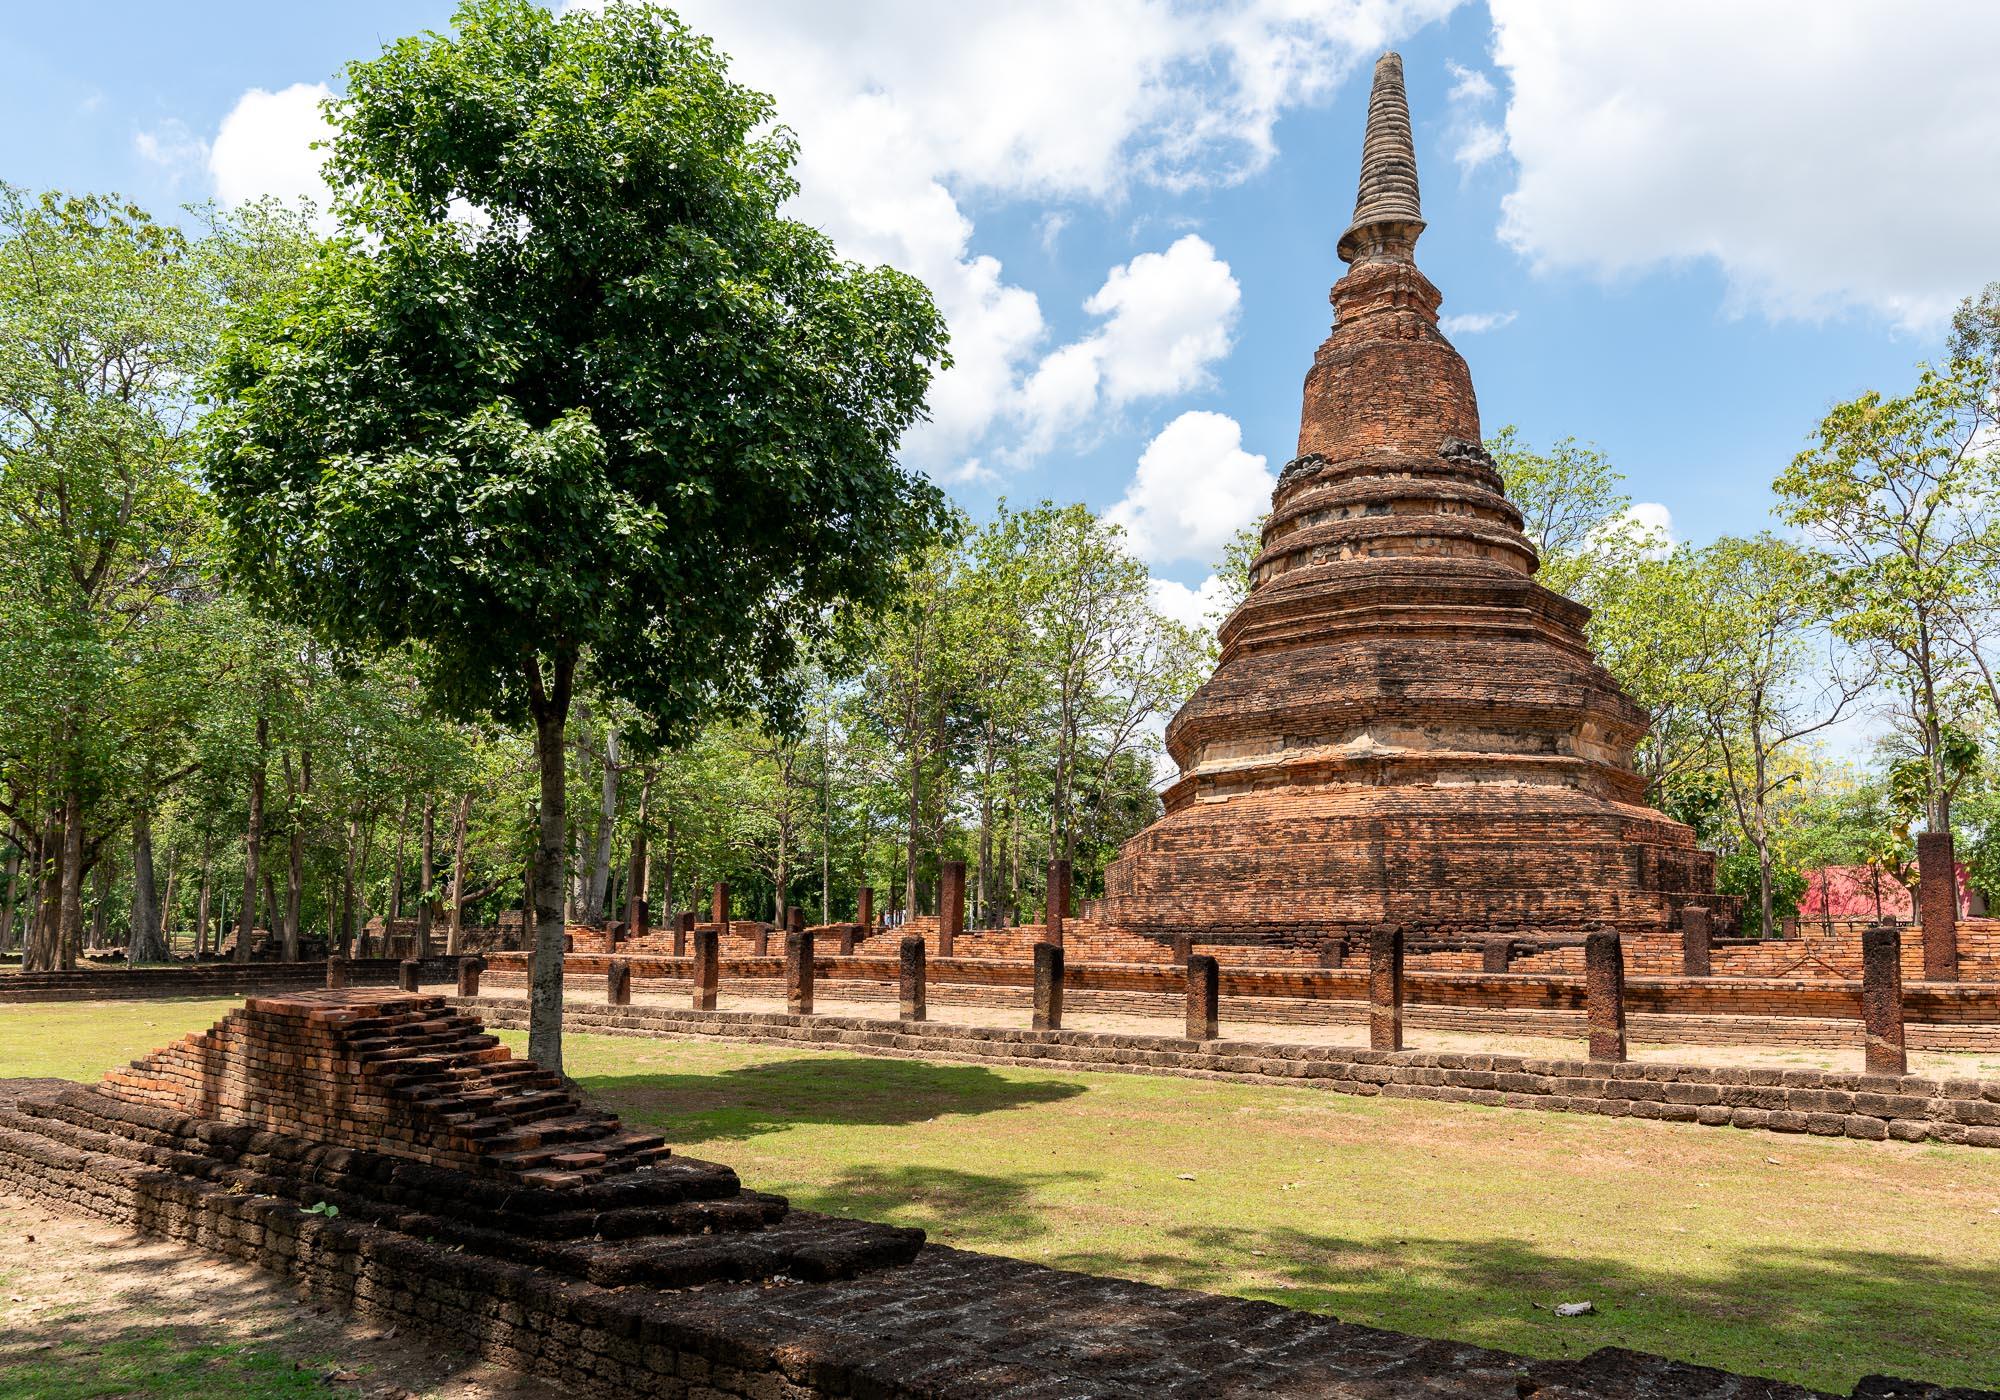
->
1337, 52, 1425, 264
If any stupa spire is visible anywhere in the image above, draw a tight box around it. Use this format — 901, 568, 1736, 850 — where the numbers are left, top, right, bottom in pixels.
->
1336, 52, 1425, 264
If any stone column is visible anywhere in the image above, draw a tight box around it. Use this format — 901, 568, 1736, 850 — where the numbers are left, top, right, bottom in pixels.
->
1680, 907, 1712, 978
785, 930, 814, 1016
398, 958, 420, 993
1861, 922, 1907, 1075
632, 898, 650, 941
673, 910, 693, 958
711, 881, 729, 935
325, 955, 348, 990
1186, 953, 1219, 1041
1045, 859, 1070, 950
607, 957, 632, 1007
836, 924, 855, 955
1033, 941, 1064, 1030
692, 927, 719, 1012
457, 955, 483, 997
753, 921, 769, 958
1584, 928, 1627, 1063
1318, 938, 1344, 970
857, 886, 874, 933
1368, 923, 1403, 1052
1917, 831, 1959, 981
1171, 934, 1193, 966
939, 860, 966, 958
899, 935, 927, 1021
1481, 937, 1511, 974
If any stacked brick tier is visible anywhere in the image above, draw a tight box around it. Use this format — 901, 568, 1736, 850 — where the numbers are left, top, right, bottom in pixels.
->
15, 992, 923, 1290
1098, 55, 1714, 941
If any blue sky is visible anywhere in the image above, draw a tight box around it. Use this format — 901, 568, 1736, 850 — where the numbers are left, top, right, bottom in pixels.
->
7, 1, 1998, 632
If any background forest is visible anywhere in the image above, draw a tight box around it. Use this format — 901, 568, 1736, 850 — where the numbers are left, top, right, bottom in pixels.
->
5, 169, 2000, 971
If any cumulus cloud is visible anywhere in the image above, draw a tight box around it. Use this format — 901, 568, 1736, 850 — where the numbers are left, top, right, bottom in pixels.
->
1443, 54, 1505, 176
1148, 573, 1233, 633
1489, 0, 2000, 331
207, 82, 336, 224
1589, 500, 1675, 561
133, 119, 210, 186
1439, 309, 1516, 335
1107, 410, 1274, 566
595, 0, 1460, 475
1019, 236, 1241, 453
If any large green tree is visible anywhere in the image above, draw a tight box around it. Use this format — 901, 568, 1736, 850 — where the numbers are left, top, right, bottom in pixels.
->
201, 0, 948, 1070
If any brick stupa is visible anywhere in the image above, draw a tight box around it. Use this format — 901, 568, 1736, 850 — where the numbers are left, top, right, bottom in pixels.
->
1100, 53, 1716, 942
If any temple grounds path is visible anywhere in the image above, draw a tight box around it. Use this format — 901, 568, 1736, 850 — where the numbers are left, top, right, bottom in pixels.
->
6, 997, 2000, 1393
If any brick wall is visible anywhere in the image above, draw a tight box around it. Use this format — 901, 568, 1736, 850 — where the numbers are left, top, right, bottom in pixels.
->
0, 959, 455, 1004
465, 999, 2000, 1151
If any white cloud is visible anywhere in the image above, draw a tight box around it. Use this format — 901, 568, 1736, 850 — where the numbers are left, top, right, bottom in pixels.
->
1107, 410, 1274, 566
208, 82, 335, 222
1148, 572, 1233, 632
1018, 235, 1241, 455
1589, 500, 1674, 561
133, 119, 209, 187
1452, 121, 1504, 175
1445, 60, 1495, 104
601, 0, 1461, 475
1489, 0, 2000, 331
1439, 309, 1516, 335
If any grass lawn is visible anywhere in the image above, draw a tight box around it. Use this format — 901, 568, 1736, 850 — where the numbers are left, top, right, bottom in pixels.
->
9, 1000, 2000, 1393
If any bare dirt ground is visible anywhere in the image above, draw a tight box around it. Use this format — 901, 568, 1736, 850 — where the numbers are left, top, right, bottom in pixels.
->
0, 1194, 561, 1400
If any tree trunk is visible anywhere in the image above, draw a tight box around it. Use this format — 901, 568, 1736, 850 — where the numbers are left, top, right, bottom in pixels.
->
388, 794, 410, 928
196, 855, 213, 958
904, 749, 921, 916
0, 843, 20, 954
338, 818, 360, 958
625, 773, 650, 929
415, 797, 436, 959
447, 791, 472, 954
56, 786, 85, 970
159, 845, 180, 954
89, 855, 113, 952
526, 652, 576, 1074
236, 712, 268, 964
283, 750, 310, 962
587, 727, 619, 923
129, 806, 165, 963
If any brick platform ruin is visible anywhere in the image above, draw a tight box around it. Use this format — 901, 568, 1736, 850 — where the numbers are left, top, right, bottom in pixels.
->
4, 994, 1992, 1398
1097, 53, 1716, 944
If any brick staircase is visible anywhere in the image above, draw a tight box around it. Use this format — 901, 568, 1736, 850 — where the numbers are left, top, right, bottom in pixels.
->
2, 990, 922, 1290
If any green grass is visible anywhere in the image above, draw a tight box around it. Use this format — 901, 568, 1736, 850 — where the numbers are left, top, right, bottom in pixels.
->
10, 999, 2000, 1392
0, 1331, 333, 1400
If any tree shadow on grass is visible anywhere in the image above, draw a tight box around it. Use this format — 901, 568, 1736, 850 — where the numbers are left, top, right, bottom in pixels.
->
785, 1161, 1102, 1245
577, 1055, 1087, 1141
1047, 1224, 2000, 1395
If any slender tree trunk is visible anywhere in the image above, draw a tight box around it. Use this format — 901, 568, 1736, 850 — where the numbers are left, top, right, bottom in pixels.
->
388, 795, 410, 928
283, 750, 310, 962
129, 806, 164, 963
526, 652, 576, 1074
195, 854, 212, 958
587, 727, 619, 923
55, 787, 85, 971
447, 791, 472, 954
28, 819, 60, 972
338, 818, 360, 958
89, 855, 112, 953
904, 747, 921, 916
236, 712, 268, 964
0, 843, 20, 954
625, 773, 650, 928
661, 817, 676, 924
416, 797, 436, 958
159, 845, 180, 954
